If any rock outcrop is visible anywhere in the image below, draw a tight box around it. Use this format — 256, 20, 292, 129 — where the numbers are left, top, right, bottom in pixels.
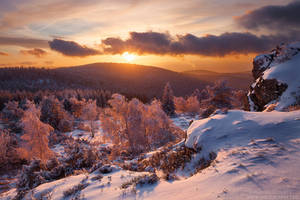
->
246, 42, 300, 111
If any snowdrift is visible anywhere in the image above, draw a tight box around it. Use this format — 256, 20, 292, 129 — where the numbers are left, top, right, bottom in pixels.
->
186, 110, 300, 157
183, 110, 300, 199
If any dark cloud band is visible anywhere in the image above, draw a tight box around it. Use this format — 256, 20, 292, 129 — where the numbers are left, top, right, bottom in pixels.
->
48, 39, 100, 57
48, 30, 299, 57
101, 1, 300, 57
47, 1, 300, 58
236, 1, 300, 33
101, 31, 296, 57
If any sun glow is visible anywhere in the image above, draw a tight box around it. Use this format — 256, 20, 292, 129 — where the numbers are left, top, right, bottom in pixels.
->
122, 52, 136, 62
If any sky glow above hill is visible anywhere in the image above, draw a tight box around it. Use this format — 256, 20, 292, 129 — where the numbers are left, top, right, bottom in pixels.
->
0, 0, 298, 72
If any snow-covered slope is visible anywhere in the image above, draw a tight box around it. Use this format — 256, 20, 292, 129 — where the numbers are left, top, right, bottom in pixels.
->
247, 42, 300, 111
184, 110, 300, 199
186, 110, 300, 156
2, 111, 300, 199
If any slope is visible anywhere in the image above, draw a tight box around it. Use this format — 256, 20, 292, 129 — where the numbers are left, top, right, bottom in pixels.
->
55, 63, 210, 98
2, 110, 300, 200
182, 70, 252, 90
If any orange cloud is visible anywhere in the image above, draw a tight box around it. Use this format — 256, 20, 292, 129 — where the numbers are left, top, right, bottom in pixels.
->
0, 51, 8, 56
0, 36, 48, 48
20, 48, 48, 58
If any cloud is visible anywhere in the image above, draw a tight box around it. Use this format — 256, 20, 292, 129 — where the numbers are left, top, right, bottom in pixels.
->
235, 1, 300, 33
0, 51, 9, 56
103, 1, 300, 58
102, 32, 172, 54
101, 31, 295, 57
0, 0, 99, 30
19, 61, 36, 66
48, 39, 100, 57
0, 0, 141, 32
20, 48, 48, 58
0, 36, 49, 48
44, 61, 54, 65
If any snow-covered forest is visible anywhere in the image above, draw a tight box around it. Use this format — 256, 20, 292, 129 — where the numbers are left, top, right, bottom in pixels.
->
1, 42, 300, 200
0, 73, 245, 197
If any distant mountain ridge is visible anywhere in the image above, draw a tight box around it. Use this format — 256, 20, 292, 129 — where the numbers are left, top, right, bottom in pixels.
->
55, 63, 209, 98
0, 62, 251, 99
181, 69, 252, 90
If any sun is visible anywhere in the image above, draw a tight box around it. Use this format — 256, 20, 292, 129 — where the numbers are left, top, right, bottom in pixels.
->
122, 52, 136, 62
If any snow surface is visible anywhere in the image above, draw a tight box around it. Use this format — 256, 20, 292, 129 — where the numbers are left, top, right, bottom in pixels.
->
186, 110, 300, 157
2, 111, 300, 199
263, 53, 300, 110
253, 54, 273, 70
66, 120, 106, 144
171, 114, 198, 130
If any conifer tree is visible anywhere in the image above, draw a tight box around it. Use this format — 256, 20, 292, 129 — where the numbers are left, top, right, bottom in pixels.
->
161, 82, 175, 116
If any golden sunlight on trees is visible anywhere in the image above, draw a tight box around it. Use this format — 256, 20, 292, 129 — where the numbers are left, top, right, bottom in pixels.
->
81, 100, 98, 138
174, 96, 200, 114
100, 94, 183, 155
41, 96, 73, 133
19, 102, 54, 162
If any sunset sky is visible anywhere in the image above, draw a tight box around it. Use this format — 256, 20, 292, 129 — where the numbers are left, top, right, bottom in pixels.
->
0, 0, 299, 72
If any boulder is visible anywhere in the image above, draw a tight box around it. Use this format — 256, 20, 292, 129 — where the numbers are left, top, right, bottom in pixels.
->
246, 42, 300, 111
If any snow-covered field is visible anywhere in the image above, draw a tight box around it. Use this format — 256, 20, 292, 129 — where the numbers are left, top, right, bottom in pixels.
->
1, 111, 300, 199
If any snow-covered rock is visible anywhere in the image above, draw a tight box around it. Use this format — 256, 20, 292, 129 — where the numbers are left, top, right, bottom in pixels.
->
247, 42, 300, 111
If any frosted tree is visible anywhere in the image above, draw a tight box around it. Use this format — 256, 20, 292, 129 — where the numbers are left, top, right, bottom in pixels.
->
40, 96, 73, 132
0, 130, 19, 169
81, 100, 98, 138
193, 88, 209, 103
143, 99, 175, 148
174, 97, 186, 113
1, 100, 24, 132
101, 94, 142, 153
126, 98, 148, 152
2, 101, 23, 122
0, 131, 10, 166
174, 96, 199, 114
68, 97, 85, 118
185, 96, 200, 114
101, 94, 183, 155
20, 102, 54, 162
206, 80, 233, 109
162, 82, 175, 116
